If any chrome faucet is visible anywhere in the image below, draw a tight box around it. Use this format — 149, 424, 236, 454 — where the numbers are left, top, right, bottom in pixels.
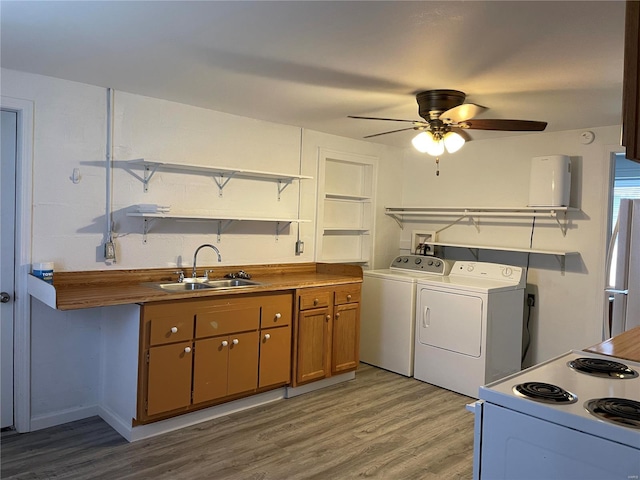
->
192, 244, 222, 278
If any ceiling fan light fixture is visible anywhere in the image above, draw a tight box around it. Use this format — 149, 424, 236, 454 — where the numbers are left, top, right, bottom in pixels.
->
412, 131, 444, 156
443, 131, 465, 153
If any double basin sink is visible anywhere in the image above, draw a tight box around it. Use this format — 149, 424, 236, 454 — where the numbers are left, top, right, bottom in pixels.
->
151, 278, 262, 292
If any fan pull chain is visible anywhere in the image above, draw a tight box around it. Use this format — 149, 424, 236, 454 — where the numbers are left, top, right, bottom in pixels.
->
435, 157, 440, 176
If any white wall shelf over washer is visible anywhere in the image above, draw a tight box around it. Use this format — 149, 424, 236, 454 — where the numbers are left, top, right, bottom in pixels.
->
385, 206, 580, 273
126, 212, 311, 243
125, 159, 313, 198
385, 206, 578, 236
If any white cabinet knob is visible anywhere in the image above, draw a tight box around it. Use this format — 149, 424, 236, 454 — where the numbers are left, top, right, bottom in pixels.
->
346, 294, 352, 301
221, 340, 229, 347
326, 315, 331, 321
232, 338, 239, 345
264, 333, 271, 340
170, 326, 178, 333
275, 313, 282, 319
314, 298, 319, 305
184, 347, 191, 353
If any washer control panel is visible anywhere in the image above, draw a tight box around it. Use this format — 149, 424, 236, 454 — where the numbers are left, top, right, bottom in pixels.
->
390, 255, 452, 275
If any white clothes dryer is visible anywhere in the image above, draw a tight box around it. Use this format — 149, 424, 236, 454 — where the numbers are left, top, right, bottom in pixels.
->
361, 255, 452, 376
414, 261, 525, 398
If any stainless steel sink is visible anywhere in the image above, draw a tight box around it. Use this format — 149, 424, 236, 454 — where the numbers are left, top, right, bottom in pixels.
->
155, 282, 214, 291
149, 278, 261, 292
205, 279, 262, 288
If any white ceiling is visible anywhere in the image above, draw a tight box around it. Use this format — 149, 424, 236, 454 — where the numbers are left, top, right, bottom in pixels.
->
0, 1, 627, 147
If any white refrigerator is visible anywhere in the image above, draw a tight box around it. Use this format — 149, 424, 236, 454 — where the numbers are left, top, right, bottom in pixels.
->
604, 198, 640, 338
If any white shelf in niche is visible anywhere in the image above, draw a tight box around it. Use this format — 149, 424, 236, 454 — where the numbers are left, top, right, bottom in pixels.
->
325, 193, 372, 201
323, 227, 371, 233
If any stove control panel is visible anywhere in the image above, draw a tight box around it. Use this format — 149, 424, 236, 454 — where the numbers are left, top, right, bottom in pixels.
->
390, 255, 452, 275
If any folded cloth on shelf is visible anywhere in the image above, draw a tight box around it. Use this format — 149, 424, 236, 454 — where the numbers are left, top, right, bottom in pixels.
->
134, 204, 171, 213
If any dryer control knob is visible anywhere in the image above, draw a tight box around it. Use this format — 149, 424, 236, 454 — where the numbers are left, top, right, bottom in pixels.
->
402, 257, 409, 263
435, 261, 441, 267
428, 260, 434, 266
467, 265, 475, 272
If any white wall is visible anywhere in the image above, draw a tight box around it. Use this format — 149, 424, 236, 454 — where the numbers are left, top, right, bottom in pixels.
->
400, 125, 621, 365
0, 68, 403, 426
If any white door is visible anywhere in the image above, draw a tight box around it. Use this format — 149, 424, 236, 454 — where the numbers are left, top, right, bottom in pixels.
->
1, 109, 17, 428
417, 288, 483, 357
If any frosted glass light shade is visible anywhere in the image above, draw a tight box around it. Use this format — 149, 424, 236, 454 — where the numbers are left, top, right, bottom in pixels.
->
412, 132, 444, 156
443, 131, 466, 153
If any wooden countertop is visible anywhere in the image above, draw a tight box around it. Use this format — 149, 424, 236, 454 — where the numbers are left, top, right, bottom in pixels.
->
584, 326, 640, 363
29, 262, 362, 311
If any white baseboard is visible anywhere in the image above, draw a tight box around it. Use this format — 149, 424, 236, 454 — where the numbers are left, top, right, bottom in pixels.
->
30, 405, 99, 432
102, 388, 286, 443
285, 371, 355, 398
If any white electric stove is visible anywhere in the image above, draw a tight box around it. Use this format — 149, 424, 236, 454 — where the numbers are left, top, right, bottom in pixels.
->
467, 350, 640, 479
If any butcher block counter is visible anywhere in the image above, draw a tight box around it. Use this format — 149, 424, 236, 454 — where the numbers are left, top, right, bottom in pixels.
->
584, 325, 640, 363
28, 262, 362, 311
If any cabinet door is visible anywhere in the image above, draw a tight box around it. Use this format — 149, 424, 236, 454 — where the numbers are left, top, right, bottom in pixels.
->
192, 336, 229, 404
259, 325, 291, 388
332, 303, 360, 374
296, 307, 331, 384
227, 331, 259, 396
147, 342, 193, 416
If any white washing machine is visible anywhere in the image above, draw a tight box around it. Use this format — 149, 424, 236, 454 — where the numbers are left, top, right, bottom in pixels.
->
360, 255, 452, 376
414, 261, 525, 397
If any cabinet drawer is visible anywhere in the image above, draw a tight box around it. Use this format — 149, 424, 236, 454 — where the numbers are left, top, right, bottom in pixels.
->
298, 290, 332, 310
261, 294, 293, 328
149, 316, 194, 346
334, 285, 361, 305
195, 306, 260, 338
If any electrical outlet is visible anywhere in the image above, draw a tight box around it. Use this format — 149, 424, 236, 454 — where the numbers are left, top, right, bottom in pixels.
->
295, 240, 304, 255
527, 293, 536, 307
104, 241, 116, 260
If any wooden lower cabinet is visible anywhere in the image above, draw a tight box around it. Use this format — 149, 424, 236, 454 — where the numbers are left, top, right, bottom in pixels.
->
259, 325, 292, 388
193, 331, 259, 404
293, 283, 361, 387
138, 292, 292, 423
147, 341, 193, 416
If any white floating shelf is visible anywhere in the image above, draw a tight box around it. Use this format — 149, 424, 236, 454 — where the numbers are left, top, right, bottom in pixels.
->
430, 241, 578, 257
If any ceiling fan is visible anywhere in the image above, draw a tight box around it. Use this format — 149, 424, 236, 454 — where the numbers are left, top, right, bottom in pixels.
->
349, 89, 547, 156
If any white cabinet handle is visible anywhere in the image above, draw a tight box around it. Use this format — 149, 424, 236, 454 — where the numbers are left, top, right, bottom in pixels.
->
221, 340, 229, 347
170, 326, 178, 333
264, 333, 271, 340
326, 315, 331, 321
275, 313, 282, 319
335, 312, 341, 319
232, 338, 239, 345
184, 346, 191, 353
346, 294, 352, 301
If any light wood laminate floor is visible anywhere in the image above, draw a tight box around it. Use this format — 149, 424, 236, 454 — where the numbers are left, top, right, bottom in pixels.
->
1, 364, 474, 479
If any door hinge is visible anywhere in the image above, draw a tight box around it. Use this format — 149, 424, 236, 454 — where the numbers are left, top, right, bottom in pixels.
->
146, 352, 150, 363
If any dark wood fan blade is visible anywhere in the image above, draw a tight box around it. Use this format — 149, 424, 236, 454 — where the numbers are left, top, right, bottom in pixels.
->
348, 115, 420, 123
462, 119, 547, 131
440, 103, 487, 123
363, 127, 418, 138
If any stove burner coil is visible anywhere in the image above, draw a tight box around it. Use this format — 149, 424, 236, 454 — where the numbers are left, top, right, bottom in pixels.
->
584, 397, 640, 429
568, 357, 639, 379
513, 382, 578, 404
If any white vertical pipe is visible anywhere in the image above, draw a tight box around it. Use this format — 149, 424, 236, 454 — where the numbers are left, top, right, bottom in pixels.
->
106, 88, 113, 244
